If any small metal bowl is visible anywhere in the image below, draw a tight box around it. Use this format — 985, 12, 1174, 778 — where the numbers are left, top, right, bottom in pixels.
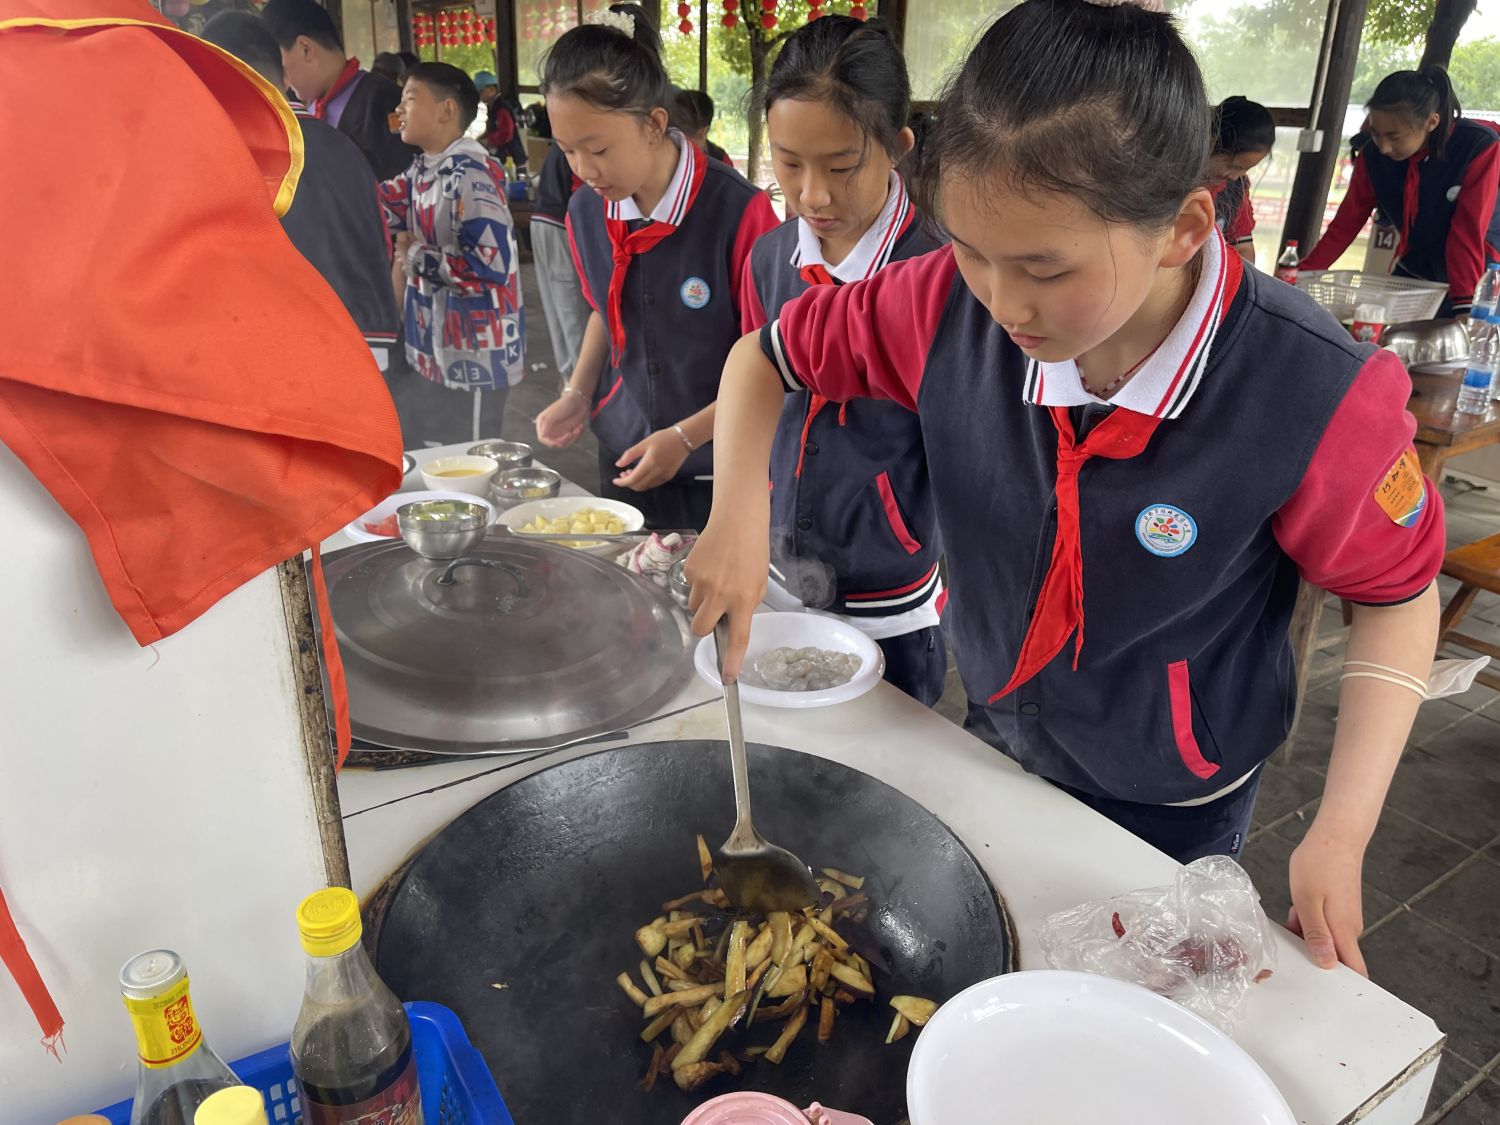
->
467, 440, 534, 471
490, 467, 563, 509
397, 499, 489, 560
401, 453, 415, 477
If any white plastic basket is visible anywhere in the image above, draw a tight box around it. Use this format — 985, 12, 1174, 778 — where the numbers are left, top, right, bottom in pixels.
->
1294, 269, 1448, 324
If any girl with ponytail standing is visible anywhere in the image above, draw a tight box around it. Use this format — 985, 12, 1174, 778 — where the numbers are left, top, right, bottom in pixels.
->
1303, 66, 1500, 317
534, 4, 779, 528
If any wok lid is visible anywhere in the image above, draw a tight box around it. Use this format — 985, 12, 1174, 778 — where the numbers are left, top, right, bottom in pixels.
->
323, 537, 694, 754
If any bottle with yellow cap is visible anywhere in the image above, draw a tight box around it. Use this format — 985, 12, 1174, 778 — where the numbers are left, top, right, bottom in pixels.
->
119, 950, 242, 1125
193, 1087, 269, 1125
291, 887, 423, 1124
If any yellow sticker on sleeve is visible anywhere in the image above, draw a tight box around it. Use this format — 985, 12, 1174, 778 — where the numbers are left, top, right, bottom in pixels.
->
1373, 447, 1427, 527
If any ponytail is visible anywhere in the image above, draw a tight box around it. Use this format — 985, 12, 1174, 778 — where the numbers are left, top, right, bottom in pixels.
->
1367, 65, 1460, 158
541, 3, 669, 120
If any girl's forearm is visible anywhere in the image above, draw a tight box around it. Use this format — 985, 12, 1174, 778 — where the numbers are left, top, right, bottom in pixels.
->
566, 313, 609, 398
1314, 584, 1440, 844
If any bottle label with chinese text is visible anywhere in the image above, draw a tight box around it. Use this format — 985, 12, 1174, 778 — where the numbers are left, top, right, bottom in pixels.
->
302, 1053, 423, 1125
123, 976, 202, 1069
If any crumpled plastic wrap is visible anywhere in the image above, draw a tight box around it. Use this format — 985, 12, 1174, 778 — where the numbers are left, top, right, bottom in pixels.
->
615, 531, 695, 586
1036, 855, 1277, 1032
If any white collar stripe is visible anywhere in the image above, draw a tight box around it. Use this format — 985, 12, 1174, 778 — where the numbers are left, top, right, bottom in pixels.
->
793, 173, 909, 283
606, 130, 695, 226
1020, 231, 1232, 418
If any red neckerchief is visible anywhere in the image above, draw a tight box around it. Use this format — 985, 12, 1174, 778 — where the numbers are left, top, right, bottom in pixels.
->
1396, 144, 1428, 260
990, 407, 1165, 701
311, 57, 361, 120
603, 148, 707, 363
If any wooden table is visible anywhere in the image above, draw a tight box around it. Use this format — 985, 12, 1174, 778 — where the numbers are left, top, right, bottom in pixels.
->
1408, 360, 1500, 477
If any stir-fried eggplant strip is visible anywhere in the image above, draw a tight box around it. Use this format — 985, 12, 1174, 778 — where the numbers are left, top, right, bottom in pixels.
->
620, 840, 937, 1094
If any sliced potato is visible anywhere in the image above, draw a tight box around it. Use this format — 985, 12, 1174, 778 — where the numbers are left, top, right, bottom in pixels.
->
809, 947, 834, 994
745, 925, 775, 967
768, 912, 794, 965
726, 920, 749, 998
764, 1002, 810, 1065
768, 963, 808, 998
821, 867, 865, 890
828, 961, 874, 996
639, 960, 662, 997
696, 834, 714, 882
673, 988, 750, 1072
616, 972, 649, 1008
642, 982, 720, 1018
889, 995, 938, 1026
817, 994, 837, 1043
807, 916, 850, 951
884, 1011, 910, 1045
635, 925, 667, 959
640, 1009, 677, 1043
673, 1061, 727, 1092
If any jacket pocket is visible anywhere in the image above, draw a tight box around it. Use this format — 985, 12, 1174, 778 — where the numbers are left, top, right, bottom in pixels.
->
875, 471, 922, 555
1167, 660, 1221, 780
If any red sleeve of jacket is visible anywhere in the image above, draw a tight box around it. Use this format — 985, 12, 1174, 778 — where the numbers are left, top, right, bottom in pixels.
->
1226, 189, 1255, 245
484, 105, 516, 150
759, 247, 957, 410
1272, 349, 1445, 603
730, 192, 780, 323
1445, 142, 1500, 313
740, 246, 768, 334
565, 214, 597, 311
1302, 156, 1377, 270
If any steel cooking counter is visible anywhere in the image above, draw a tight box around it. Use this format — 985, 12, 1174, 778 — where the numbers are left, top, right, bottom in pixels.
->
331, 445, 1443, 1125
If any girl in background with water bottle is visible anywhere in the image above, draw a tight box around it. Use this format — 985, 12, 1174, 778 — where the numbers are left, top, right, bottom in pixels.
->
1302, 67, 1500, 319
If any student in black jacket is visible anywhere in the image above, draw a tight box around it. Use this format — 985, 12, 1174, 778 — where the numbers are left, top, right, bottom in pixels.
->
203, 12, 399, 368
261, 0, 418, 180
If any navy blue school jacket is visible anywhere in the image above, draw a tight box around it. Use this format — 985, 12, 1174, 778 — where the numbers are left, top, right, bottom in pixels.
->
760, 235, 1446, 805
1305, 118, 1500, 313
567, 142, 779, 479
742, 198, 944, 616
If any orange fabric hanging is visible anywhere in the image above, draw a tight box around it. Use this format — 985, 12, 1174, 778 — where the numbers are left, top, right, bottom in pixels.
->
0, 0, 404, 1044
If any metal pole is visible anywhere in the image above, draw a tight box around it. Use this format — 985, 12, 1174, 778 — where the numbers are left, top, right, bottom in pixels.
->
1279, 0, 1369, 254
699, 0, 708, 92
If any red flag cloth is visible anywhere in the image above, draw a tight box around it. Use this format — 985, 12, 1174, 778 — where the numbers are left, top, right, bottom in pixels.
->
0, 0, 404, 1042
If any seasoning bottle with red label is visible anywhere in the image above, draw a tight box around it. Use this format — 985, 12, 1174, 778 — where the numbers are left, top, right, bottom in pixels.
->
119, 950, 242, 1125
291, 888, 423, 1125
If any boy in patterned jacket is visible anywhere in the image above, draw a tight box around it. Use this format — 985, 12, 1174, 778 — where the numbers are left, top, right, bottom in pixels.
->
380, 62, 524, 444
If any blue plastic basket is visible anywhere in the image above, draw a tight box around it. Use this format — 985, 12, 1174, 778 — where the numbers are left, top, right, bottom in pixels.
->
96, 1002, 513, 1125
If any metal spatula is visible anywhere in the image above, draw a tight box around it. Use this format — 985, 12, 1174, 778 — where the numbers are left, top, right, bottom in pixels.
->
712, 620, 820, 914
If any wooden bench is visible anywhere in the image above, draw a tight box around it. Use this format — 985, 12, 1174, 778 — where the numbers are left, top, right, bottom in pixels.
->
1438, 532, 1500, 692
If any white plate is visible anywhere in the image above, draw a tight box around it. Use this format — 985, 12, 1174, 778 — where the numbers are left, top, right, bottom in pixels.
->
498, 497, 645, 535
342, 490, 496, 543
693, 611, 884, 709
907, 971, 1296, 1125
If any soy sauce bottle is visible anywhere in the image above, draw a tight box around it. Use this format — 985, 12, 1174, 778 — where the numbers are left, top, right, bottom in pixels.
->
291, 888, 423, 1124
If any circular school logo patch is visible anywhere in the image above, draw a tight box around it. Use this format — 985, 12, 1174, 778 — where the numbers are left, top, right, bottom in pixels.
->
680, 276, 711, 309
1135, 504, 1198, 558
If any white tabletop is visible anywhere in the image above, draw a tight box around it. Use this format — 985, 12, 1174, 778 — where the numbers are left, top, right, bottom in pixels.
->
335, 445, 1443, 1125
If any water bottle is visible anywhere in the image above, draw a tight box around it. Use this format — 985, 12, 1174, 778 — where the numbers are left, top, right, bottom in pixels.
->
1472, 261, 1500, 320
1457, 308, 1496, 415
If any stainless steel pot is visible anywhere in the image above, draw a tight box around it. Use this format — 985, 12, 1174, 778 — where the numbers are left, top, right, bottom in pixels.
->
1381, 318, 1471, 366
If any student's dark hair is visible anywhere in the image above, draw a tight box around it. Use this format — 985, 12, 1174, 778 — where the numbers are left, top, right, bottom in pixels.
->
397, 50, 421, 71
916, 0, 1209, 233
540, 4, 668, 120
765, 15, 910, 164
1214, 95, 1275, 156
202, 11, 285, 88
674, 88, 716, 132
371, 51, 407, 85
1367, 66, 1461, 158
408, 61, 482, 130
260, 0, 342, 53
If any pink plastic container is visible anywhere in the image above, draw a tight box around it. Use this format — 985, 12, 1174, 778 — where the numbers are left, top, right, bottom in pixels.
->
679, 1092, 874, 1125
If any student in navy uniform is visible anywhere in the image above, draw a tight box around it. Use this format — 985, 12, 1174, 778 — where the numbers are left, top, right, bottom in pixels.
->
532, 143, 593, 382
1209, 96, 1274, 265
739, 16, 946, 706
261, 0, 418, 181
201, 13, 399, 369
534, 4, 779, 530
689, 0, 1445, 977
1304, 67, 1500, 316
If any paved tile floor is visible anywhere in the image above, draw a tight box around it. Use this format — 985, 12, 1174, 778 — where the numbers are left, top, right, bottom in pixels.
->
472, 261, 1500, 1123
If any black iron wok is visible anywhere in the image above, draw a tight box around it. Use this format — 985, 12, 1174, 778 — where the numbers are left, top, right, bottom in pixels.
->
373, 740, 1014, 1124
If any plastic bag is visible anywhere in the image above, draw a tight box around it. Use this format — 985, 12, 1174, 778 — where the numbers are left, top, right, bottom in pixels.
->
1036, 855, 1277, 1032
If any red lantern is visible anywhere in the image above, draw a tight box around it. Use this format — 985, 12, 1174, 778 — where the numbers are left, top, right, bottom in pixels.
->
761, 13, 775, 26
761, 0, 774, 9
850, 3, 866, 16
677, 2, 690, 15
721, 12, 737, 25
679, 18, 692, 32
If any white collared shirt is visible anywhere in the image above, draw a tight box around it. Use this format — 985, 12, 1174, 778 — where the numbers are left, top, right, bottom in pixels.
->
791, 172, 912, 283
1021, 231, 1233, 420
606, 129, 699, 226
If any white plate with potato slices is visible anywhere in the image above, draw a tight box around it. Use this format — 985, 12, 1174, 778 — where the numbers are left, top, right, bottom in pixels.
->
498, 497, 645, 548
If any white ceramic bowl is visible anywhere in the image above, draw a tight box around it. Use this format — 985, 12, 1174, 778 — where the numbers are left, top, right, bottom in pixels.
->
343, 490, 496, 543
419, 455, 500, 496
906, 971, 1296, 1125
498, 497, 645, 536
693, 611, 884, 709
